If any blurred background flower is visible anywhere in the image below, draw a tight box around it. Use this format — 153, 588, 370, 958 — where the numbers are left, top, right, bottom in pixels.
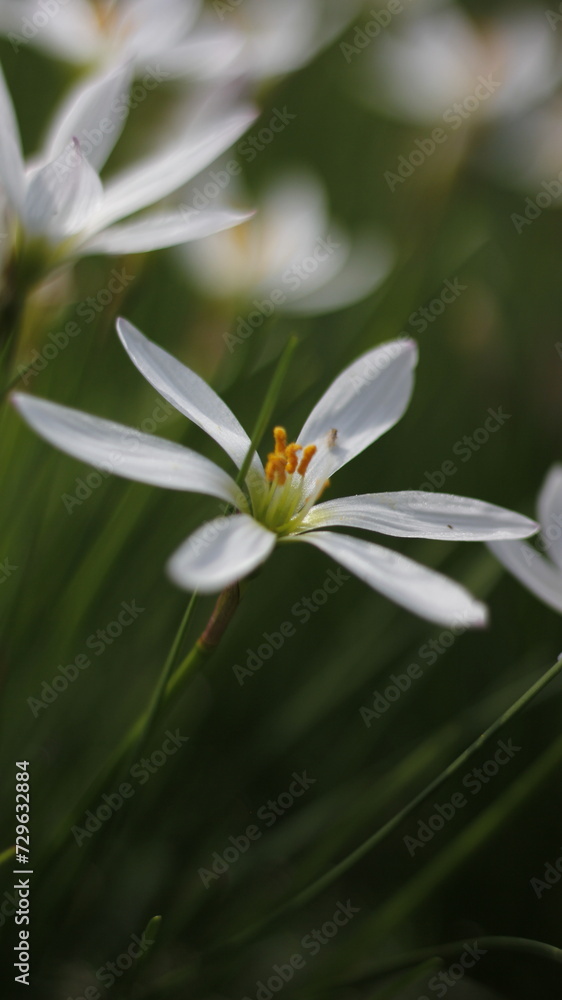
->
179, 168, 393, 319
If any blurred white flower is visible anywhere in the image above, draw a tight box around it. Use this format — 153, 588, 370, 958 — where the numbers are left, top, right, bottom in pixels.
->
0, 0, 243, 80
0, 62, 257, 268
180, 170, 393, 318
488, 465, 562, 614
0, 0, 361, 85
13, 321, 538, 626
358, 1, 561, 127
213, 0, 363, 83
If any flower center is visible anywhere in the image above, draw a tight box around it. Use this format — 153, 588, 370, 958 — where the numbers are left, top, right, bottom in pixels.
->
265, 426, 316, 486
92, 1, 116, 30
251, 426, 322, 534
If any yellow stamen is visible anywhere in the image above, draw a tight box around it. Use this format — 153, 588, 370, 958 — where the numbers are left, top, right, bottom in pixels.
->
273, 426, 287, 456
285, 443, 302, 474
265, 452, 287, 484
264, 428, 316, 488
297, 445, 317, 476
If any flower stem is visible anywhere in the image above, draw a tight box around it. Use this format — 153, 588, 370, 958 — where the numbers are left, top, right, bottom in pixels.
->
226, 654, 562, 949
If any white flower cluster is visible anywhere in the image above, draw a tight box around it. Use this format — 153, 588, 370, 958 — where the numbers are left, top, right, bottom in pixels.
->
5, 0, 551, 626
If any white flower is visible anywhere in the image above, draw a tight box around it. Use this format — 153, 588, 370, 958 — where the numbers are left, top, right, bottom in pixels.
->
0, 0, 361, 84
0, 0, 243, 80
12, 321, 538, 627
212, 0, 363, 83
488, 465, 562, 614
181, 170, 393, 317
0, 62, 257, 265
357, 2, 561, 127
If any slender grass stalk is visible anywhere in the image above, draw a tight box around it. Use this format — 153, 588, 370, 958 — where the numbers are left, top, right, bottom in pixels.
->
235, 333, 298, 488
334, 728, 562, 967
226, 655, 562, 948
119, 592, 199, 774
41, 584, 242, 865
340, 936, 562, 989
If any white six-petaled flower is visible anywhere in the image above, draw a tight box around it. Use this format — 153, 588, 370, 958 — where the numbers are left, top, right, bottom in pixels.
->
488, 464, 562, 614
0, 61, 256, 265
12, 322, 538, 627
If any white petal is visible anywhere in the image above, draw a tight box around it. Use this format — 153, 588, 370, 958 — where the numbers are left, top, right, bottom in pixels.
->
81, 206, 254, 255
41, 63, 133, 172
282, 232, 394, 316
123, 0, 200, 57
116, 318, 263, 482
24, 140, 103, 240
90, 103, 257, 231
488, 540, 562, 615
303, 492, 539, 541
292, 530, 488, 628
0, 1, 101, 61
298, 338, 418, 483
161, 32, 245, 79
12, 393, 246, 509
537, 464, 562, 571
0, 63, 25, 210
167, 514, 276, 593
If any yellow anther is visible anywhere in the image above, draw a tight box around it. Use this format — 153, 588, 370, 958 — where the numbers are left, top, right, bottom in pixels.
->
265, 452, 287, 484
273, 426, 287, 456
297, 445, 317, 476
285, 443, 302, 474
